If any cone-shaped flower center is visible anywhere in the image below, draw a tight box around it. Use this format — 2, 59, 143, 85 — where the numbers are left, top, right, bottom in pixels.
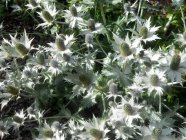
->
13, 115, 23, 124
50, 60, 59, 68
150, 74, 159, 86
88, 19, 96, 31
139, 27, 148, 39
79, 74, 91, 87
89, 128, 103, 140
6, 85, 19, 96
29, 0, 37, 7
151, 128, 162, 140
42, 10, 53, 22
69, 6, 77, 17
109, 83, 118, 94
43, 129, 54, 138
119, 42, 131, 57
123, 103, 134, 115
15, 43, 29, 57
170, 54, 181, 71
55, 37, 66, 51
36, 53, 45, 65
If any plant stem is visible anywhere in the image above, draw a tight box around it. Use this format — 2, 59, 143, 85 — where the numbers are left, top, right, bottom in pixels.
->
95, 35, 107, 56
162, 103, 186, 121
180, 6, 186, 31
99, 2, 106, 25
137, 0, 143, 17
159, 95, 161, 113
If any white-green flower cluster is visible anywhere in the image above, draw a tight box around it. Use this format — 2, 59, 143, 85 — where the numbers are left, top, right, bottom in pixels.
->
1, 0, 186, 139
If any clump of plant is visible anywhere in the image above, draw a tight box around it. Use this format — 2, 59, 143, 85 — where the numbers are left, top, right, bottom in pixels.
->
1, 0, 186, 139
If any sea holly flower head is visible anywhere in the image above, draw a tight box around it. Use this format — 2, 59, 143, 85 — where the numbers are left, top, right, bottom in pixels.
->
78, 116, 109, 140
3, 30, 34, 58
160, 49, 186, 84
37, 3, 58, 28
26, 0, 41, 10
12, 109, 26, 129
112, 33, 136, 62
47, 34, 75, 60
142, 124, 174, 140
111, 97, 143, 126
143, 68, 167, 97
63, 4, 84, 28
81, 18, 103, 35
131, 17, 161, 46
36, 121, 63, 140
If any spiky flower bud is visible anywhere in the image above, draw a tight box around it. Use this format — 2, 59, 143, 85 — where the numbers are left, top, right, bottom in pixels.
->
89, 128, 103, 140
36, 53, 45, 65
79, 74, 91, 87
52, 121, 61, 130
139, 27, 148, 39
170, 54, 181, 70
69, 6, 77, 17
29, 0, 37, 7
123, 103, 134, 115
119, 42, 131, 57
6, 85, 19, 96
23, 70, 32, 78
85, 34, 93, 44
27, 107, 35, 115
42, 10, 53, 22
50, 59, 59, 68
109, 83, 118, 94
55, 37, 66, 51
124, 3, 131, 12
15, 43, 29, 57
88, 19, 96, 31
63, 53, 71, 62
151, 128, 162, 140
13, 115, 23, 124
150, 74, 159, 86
42, 129, 54, 138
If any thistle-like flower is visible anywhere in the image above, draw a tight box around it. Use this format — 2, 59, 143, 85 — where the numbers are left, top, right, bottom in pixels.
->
130, 17, 160, 46
110, 97, 143, 126
3, 30, 33, 58
159, 49, 186, 84
12, 109, 26, 129
112, 33, 136, 62
78, 116, 110, 140
65, 67, 96, 96
63, 4, 84, 28
25, 0, 41, 10
47, 34, 75, 60
36, 121, 63, 140
81, 18, 103, 35
48, 58, 62, 75
142, 124, 175, 140
37, 3, 58, 28
142, 68, 167, 97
